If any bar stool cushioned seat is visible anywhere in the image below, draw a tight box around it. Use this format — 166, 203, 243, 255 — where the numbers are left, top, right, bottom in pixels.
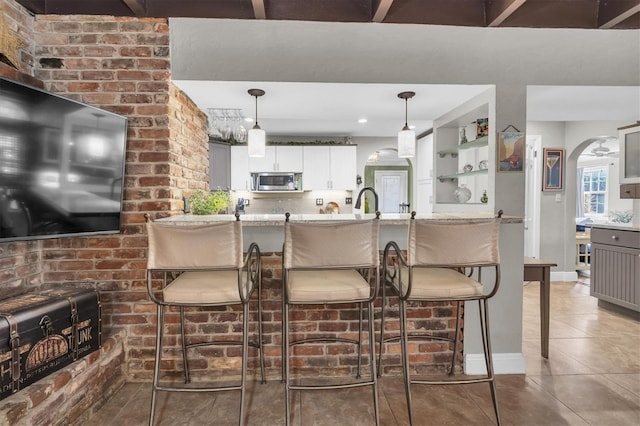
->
286, 269, 372, 301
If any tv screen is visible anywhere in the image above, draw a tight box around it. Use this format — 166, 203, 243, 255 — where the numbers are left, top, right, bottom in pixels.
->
0, 77, 128, 242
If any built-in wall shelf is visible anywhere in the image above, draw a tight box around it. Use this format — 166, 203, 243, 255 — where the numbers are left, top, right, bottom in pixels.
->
437, 135, 488, 157
432, 88, 494, 212
437, 169, 488, 182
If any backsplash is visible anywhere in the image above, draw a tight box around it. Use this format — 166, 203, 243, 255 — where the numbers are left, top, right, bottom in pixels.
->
231, 190, 354, 214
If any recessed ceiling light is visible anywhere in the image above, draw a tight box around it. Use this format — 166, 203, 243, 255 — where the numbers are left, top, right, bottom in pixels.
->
358, 118, 368, 124
409, 125, 416, 130
244, 117, 254, 123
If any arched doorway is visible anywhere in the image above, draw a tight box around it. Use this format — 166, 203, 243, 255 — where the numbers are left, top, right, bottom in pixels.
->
364, 148, 412, 213
571, 135, 631, 281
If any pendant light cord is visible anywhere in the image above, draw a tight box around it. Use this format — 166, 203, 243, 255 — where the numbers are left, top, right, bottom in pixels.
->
404, 98, 408, 128
254, 94, 259, 127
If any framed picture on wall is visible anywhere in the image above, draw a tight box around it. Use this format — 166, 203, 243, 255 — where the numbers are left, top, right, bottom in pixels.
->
542, 148, 564, 191
497, 131, 525, 172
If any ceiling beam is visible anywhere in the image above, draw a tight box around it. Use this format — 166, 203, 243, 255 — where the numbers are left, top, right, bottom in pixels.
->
15, 0, 45, 14
486, 0, 528, 27
372, 0, 394, 23
599, 3, 640, 29
122, 0, 146, 17
252, 0, 266, 19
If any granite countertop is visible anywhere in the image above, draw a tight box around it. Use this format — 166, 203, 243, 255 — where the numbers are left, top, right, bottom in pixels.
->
590, 223, 640, 232
158, 212, 523, 226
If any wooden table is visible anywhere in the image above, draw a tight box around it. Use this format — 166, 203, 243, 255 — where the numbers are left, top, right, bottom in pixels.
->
524, 256, 557, 358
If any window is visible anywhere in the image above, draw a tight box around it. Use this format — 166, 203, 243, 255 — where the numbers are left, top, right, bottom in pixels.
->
582, 167, 607, 215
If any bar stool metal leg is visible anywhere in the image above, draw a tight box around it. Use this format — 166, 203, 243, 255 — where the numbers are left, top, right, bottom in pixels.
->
239, 302, 249, 426
357, 301, 363, 379
368, 299, 380, 424
179, 307, 190, 384
284, 303, 291, 426
377, 277, 387, 378
256, 279, 266, 384
399, 298, 414, 425
480, 299, 501, 425
449, 301, 462, 376
149, 304, 164, 426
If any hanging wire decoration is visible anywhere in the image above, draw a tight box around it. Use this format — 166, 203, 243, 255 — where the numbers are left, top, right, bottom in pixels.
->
206, 108, 248, 143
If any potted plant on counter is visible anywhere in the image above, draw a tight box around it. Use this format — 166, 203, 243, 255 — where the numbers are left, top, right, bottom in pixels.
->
188, 190, 231, 215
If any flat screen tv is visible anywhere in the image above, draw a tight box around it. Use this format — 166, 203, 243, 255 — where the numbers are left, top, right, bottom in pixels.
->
0, 77, 128, 242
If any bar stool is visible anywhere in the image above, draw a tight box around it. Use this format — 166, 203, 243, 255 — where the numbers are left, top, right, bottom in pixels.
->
378, 212, 502, 425
144, 214, 264, 426
281, 212, 381, 426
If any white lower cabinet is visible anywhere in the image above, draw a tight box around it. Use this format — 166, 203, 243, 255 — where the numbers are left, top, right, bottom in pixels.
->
302, 145, 356, 190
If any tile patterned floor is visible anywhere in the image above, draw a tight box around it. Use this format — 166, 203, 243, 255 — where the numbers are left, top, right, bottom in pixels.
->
92, 282, 640, 425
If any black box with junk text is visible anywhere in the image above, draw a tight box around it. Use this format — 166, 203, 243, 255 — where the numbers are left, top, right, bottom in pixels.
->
0, 287, 101, 400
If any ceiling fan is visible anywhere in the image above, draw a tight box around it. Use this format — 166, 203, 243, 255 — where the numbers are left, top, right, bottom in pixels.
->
585, 140, 618, 157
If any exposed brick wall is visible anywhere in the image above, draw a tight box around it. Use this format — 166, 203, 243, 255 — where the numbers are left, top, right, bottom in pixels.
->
0, 330, 126, 425
27, 14, 215, 382
0, 1, 459, 403
0, 0, 35, 74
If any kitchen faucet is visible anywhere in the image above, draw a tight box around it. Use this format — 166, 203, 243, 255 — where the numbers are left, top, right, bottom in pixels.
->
354, 187, 379, 213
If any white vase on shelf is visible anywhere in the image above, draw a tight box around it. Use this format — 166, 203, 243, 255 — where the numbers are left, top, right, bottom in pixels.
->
454, 184, 472, 203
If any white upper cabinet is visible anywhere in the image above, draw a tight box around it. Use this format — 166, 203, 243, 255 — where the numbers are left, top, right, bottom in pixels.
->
330, 146, 357, 190
230, 144, 355, 192
248, 146, 303, 172
302, 146, 331, 190
303, 145, 356, 190
230, 145, 250, 190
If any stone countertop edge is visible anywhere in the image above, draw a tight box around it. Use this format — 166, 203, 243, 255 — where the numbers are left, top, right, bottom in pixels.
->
157, 213, 523, 226
590, 223, 640, 232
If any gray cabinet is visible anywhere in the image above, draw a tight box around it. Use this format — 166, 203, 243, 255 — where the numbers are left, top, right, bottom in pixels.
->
590, 226, 640, 312
209, 141, 231, 190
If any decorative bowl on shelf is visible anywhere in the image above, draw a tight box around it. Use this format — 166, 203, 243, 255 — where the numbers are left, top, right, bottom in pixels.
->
454, 184, 472, 203
478, 160, 488, 170
463, 163, 474, 173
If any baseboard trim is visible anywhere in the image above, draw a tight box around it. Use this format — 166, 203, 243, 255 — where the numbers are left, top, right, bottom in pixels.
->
464, 352, 526, 375
550, 271, 578, 282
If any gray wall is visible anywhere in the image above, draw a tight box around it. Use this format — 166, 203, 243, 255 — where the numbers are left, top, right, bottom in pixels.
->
170, 20, 638, 86
169, 18, 639, 371
528, 120, 632, 275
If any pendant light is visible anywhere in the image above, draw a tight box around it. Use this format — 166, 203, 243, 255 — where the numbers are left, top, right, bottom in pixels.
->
397, 91, 416, 158
247, 88, 266, 157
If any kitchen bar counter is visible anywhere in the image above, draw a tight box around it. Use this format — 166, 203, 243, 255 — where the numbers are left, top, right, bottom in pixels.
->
160, 212, 522, 225
159, 212, 522, 251
157, 211, 526, 374
589, 223, 640, 232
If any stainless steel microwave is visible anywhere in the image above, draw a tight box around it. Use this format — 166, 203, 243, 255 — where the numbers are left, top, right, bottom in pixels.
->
252, 172, 301, 191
